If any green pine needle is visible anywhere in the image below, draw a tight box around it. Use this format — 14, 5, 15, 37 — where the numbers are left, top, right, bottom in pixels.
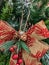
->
20, 40, 30, 53
0, 40, 15, 53
16, 40, 30, 53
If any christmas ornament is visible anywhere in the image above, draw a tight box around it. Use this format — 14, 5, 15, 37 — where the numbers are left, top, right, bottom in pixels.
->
0, 20, 49, 65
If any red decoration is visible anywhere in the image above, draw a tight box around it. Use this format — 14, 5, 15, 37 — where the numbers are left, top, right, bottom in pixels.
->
12, 54, 18, 60
10, 47, 15, 52
22, 51, 42, 65
16, 63, 19, 65
0, 20, 49, 65
18, 59, 23, 64
35, 51, 42, 59
0, 20, 16, 44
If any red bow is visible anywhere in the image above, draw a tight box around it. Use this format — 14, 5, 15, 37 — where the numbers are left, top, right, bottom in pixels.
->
0, 20, 49, 65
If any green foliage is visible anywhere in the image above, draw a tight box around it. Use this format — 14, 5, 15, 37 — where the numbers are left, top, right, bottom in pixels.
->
30, 0, 49, 24
16, 40, 21, 53
0, 40, 14, 65
0, 51, 11, 65
0, 0, 49, 28
45, 20, 49, 30
0, 0, 13, 21
45, 7, 49, 18
16, 40, 30, 53
0, 40, 15, 53
20, 40, 30, 53
45, 20, 49, 25
41, 51, 49, 65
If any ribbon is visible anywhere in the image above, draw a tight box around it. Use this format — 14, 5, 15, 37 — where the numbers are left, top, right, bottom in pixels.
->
0, 20, 49, 65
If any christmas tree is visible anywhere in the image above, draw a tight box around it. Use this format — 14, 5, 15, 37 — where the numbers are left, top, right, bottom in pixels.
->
0, 0, 49, 65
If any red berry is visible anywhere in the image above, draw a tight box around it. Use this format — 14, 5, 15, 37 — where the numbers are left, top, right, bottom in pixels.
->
9, 47, 14, 52
18, 59, 23, 64
16, 63, 19, 65
12, 54, 18, 60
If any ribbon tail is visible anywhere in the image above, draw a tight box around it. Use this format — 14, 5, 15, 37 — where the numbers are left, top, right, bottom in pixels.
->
22, 51, 42, 65
26, 35, 49, 59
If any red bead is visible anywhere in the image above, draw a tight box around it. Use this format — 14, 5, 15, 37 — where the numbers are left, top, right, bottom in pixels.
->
9, 47, 14, 52
18, 59, 23, 64
12, 54, 18, 60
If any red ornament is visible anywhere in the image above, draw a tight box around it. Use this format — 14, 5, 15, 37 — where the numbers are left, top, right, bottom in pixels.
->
12, 54, 18, 60
10, 47, 14, 52
18, 59, 23, 64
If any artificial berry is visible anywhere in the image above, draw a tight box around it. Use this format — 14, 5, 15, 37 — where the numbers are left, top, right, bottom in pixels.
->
16, 63, 19, 65
9, 47, 14, 52
12, 54, 18, 60
18, 59, 23, 64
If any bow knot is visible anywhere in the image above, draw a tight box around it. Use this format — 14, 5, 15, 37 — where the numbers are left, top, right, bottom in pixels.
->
14, 31, 27, 41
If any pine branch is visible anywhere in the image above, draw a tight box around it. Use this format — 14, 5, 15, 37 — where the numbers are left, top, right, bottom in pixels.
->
0, 0, 13, 21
